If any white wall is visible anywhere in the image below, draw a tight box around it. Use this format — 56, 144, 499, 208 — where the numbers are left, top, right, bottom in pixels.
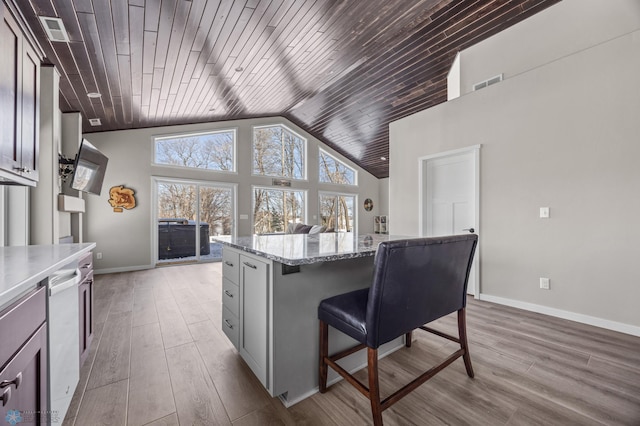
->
84, 116, 381, 272
389, 0, 640, 331
459, 0, 640, 95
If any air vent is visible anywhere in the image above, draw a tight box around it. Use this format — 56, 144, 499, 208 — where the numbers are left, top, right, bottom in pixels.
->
39, 17, 70, 42
473, 73, 503, 91
88, 118, 102, 126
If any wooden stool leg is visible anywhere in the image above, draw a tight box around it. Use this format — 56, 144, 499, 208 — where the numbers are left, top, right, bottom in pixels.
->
367, 348, 383, 426
319, 320, 329, 392
458, 308, 474, 378
405, 331, 412, 347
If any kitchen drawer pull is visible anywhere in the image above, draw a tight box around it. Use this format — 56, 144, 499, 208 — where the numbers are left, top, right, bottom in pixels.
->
224, 290, 234, 298
224, 261, 234, 267
0, 372, 22, 390
243, 261, 257, 269
224, 319, 234, 329
81, 263, 92, 268
1, 387, 10, 406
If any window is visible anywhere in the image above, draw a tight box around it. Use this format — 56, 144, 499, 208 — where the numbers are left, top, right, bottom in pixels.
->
253, 125, 306, 179
155, 178, 235, 264
253, 187, 305, 234
319, 149, 356, 185
319, 193, 356, 232
154, 129, 236, 171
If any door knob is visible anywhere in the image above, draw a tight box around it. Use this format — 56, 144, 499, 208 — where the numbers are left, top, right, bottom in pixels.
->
462, 228, 475, 233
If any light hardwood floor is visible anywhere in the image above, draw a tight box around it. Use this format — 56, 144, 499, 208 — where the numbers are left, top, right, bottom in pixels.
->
64, 262, 640, 425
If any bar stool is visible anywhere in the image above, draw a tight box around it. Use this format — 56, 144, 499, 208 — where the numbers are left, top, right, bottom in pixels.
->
318, 234, 478, 425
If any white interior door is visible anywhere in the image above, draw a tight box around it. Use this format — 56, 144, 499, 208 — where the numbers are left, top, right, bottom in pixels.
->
422, 147, 479, 295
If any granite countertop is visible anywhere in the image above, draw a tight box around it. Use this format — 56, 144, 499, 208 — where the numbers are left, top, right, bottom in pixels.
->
0, 243, 96, 310
212, 233, 416, 266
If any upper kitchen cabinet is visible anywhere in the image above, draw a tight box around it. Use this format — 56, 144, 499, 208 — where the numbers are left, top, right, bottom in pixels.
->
0, 0, 41, 186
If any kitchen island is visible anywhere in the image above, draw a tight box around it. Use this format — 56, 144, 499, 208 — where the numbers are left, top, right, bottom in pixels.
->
213, 233, 413, 406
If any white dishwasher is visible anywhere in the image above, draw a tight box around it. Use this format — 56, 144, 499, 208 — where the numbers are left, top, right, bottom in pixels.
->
48, 266, 81, 422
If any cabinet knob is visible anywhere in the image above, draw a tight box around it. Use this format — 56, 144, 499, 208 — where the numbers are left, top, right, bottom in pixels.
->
1, 387, 10, 406
0, 372, 22, 390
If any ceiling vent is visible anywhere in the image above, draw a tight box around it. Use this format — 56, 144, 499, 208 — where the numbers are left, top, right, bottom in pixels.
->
473, 74, 503, 91
88, 118, 102, 126
39, 17, 70, 42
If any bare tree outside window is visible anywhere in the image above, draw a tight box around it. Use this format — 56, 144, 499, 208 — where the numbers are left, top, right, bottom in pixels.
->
254, 188, 304, 234
320, 194, 355, 232
155, 130, 235, 171
319, 149, 356, 185
253, 125, 305, 179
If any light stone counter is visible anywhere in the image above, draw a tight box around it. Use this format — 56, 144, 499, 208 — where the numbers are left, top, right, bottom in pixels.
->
213, 233, 415, 266
0, 243, 96, 310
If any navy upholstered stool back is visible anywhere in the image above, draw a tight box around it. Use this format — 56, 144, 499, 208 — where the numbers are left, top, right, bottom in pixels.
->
366, 235, 477, 348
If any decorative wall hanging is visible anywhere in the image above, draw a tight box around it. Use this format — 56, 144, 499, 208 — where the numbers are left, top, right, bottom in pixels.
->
364, 198, 373, 211
108, 185, 136, 212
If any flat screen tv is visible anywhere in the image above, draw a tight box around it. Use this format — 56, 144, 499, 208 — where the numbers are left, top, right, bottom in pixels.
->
70, 139, 108, 195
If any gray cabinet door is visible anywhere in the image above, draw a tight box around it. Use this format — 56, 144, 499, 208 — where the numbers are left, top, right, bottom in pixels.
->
239, 254, 269, 388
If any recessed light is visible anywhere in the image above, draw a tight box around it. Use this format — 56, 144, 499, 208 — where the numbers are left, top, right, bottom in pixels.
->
235, 67, 244, 72
87, 92, 102, 98
380, 156, 387, 161
88, 118, 101, 126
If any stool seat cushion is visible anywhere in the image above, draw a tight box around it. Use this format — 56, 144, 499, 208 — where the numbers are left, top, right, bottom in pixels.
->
318, 288, 369, 344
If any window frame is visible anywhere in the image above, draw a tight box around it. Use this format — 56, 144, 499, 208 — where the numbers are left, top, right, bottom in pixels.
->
251, 185, 307, 235
152, 128, 238, 173
318, 148, 358, 186
151, 176, 238, 264
318, 190, 358, 233
251, 123, 308, 181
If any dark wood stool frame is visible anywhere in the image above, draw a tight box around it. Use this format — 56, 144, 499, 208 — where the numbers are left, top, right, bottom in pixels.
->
319, 308, 474, 426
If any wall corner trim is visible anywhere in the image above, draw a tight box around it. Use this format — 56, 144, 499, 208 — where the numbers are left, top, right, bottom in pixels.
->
478, 293, 640, 337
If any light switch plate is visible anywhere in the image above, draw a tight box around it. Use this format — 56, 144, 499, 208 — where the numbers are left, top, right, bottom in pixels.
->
540, 207, 550, 218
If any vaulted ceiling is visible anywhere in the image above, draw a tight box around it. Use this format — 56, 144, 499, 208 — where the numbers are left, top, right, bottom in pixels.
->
16, 0, 561, 178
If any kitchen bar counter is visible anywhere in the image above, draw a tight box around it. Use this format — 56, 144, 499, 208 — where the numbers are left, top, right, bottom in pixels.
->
214, 233, 416, 406
213, 233, 413, 265
0, 243, 96, 310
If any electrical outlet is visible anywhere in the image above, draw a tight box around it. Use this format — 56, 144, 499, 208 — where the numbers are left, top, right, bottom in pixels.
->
540, 207, 550, 218
539, 277, 550, 290
96, 252, 103, 260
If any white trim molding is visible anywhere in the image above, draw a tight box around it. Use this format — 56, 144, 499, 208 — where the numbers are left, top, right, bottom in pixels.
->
479, 293, 640, 337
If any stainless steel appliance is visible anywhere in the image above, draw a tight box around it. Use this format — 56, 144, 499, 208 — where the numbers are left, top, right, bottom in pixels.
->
48, 266, 80, 422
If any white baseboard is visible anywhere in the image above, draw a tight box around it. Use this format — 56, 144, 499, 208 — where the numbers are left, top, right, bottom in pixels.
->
94, 264, 154, 275
478, 293, 640, 337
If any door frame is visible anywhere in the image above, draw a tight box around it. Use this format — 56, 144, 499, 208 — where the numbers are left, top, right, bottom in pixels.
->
151, 176, 237, 265
418, 144, 481, 297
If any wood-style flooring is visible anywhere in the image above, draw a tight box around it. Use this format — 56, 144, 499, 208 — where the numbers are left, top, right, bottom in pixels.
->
64, 262, 640, 425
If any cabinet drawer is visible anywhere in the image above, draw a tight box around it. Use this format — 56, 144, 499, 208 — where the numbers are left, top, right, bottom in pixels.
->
221, 307, 239, 349
222, 249, 240, 284
222, 278, 239, 318
0, 286, 46, 368
78, 251, 93, 281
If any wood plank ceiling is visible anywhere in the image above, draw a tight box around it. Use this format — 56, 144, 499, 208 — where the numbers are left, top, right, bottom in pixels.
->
16, 0, 561, 178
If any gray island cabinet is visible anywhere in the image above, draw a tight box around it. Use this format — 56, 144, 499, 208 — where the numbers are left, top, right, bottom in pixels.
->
214, 233, 410, 406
